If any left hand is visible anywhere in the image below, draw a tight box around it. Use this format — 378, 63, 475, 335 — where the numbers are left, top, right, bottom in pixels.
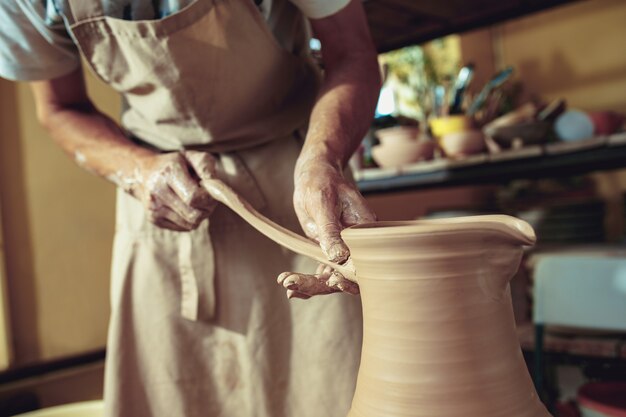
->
278, 158, 376, 299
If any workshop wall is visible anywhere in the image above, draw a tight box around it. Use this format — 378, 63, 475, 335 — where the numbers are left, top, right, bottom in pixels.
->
0, 71, 118, 368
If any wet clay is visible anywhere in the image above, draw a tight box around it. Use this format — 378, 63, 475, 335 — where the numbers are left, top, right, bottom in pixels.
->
202, 178, 358, 280
342, 219, 550, 417
202, 179, 552, 416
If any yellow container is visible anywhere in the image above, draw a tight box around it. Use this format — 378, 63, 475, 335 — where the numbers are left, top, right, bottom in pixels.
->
429, 115, 472, 138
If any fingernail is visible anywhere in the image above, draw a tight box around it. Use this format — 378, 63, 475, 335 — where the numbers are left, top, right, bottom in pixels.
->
277, 272, 289, 283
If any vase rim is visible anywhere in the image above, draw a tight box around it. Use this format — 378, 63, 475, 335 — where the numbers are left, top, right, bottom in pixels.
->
342, 214, 536, 246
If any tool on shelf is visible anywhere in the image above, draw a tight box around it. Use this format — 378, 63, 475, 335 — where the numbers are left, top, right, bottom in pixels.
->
449, 63, 475, 114
468, 66, 514, 116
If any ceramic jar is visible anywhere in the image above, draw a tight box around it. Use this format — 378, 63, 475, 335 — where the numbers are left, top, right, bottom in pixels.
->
429, 115, 486, 157
372, 126, 435, 168
342, 216, 551, 417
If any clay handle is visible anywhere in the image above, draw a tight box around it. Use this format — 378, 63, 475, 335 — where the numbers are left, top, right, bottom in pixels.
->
201, 178, 358, 282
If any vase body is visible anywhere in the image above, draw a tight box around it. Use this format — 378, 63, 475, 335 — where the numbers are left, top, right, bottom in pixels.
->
342, 215, 551, 417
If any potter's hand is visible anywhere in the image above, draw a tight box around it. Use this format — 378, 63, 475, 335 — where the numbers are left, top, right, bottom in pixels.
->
282, 159, 375, 298
294, 160, 375, 261
127, 151, 217, 231
278, 265, 359, 299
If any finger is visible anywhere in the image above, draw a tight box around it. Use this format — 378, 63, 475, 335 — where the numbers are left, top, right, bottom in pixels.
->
277, 272, 338, 296
293, 194, 319, 242
327, 271, 360, 295
286, 290, 311, 300
185, 150, 217, 180
149, 203, 195, 231
281, 265, 334, 285
339, 188, 377, 227
299, 217, 320, 242
315, 263, 333, 277
184, 151, 219, 211
315, 219, 350, 264
163, 154, 213, 212
277, 268, 359, 298
310, 187, 352, 263
153, 217, 189, 232
164, 157, 202, 204
159, 185, 207, 226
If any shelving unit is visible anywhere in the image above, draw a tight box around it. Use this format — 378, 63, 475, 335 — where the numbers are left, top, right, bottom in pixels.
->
356, 133, 626, 195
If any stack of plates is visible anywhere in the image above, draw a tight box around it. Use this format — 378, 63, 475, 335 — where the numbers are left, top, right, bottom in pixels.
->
516, 200, 606, 244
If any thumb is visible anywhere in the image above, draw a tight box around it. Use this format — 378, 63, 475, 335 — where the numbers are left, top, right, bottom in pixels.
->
184, 150, 217, 181
313, 204, 350, 264
183, 150, 218, 210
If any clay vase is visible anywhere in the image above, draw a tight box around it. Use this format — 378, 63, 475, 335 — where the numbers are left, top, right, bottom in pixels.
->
372, 126, 435, 168
342, 218, 550, 417
202, 179, 551, 417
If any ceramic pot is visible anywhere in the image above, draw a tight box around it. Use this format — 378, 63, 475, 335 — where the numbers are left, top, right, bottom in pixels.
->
201, 180, 552, 417
439, 129, 486, 157
372, 126, 435, 168
375, 126, 421, 146
429, 116, 485, 157
429, 115, 472, 138
371, 140, 435, 168
342, 217, 550, 417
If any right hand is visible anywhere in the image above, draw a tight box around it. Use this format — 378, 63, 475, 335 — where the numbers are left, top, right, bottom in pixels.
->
277, 157, 375, 299
122, 151, 218, 231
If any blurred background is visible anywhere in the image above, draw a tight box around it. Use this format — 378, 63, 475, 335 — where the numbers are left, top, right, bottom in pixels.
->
1, 0, 625, 416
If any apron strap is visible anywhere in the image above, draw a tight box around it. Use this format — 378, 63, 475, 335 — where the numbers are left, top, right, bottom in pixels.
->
178, 232, 202, 321
66, 0, 106, 24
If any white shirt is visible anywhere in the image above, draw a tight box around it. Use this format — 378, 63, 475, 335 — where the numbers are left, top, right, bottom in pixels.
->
0, 0, 349, 81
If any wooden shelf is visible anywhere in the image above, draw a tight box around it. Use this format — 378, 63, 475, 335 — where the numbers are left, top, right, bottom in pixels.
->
356, 133, 626, 195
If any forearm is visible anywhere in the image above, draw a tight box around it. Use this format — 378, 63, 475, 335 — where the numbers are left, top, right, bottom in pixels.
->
296, 51, 380, 172
33, 90, 154, 193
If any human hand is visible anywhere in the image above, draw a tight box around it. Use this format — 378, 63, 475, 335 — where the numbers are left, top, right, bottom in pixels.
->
277, 264, 360, 299
122, 150, 218, 231
279, 158, 375, 298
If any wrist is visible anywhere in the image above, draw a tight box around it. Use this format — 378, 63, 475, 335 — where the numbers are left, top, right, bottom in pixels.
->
295, 143, 344, 176
102, 144, 156, 194
133, 147, 158, 170
294, 155, 341, 182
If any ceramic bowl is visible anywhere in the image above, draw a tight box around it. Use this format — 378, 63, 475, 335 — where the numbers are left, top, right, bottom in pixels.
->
438, 129, 486, 157
375, 126, 420, 146
429, 115, 472, 138
484, 121, 552, 148
371, 139, 435, 168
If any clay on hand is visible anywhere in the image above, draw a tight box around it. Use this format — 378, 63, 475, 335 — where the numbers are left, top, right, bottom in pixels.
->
287, 158, 375, 297
115, 150, 217, 231
277, 264, 360, 299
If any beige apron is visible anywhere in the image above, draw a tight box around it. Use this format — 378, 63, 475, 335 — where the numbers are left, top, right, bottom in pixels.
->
64, 1, 363, 416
